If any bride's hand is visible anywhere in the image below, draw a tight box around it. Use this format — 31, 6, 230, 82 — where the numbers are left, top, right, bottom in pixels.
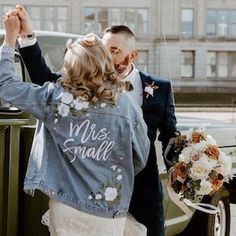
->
3, 9, 20, 47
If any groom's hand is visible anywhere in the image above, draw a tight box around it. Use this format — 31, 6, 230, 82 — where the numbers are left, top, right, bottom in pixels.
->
15, 5, 34, 37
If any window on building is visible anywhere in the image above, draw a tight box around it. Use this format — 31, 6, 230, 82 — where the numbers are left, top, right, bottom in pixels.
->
230, 11, 236, 37
28, 6, 69, 32
137, 9, 148, 35
0, 5, 14, 28
98, 7, 108, 33
57, 7, 69, 32
207, 9, 236, 37
28, 6, 41, 30
136, 50, 148, 72
124, 9, 135, 32
181, 51, 194, 78
207, 51, 236, 78
83, 7, 148, 36
207, 10, 217, 36
207, 52, 216, 77
0, 5, 69, 32
230, 52, 236, 77
84, 7, 96, 34
44, 7, 54, 31
218, 10, 228, 36
218, 52, 228, 77
181, 9, 193, 37
111, 8, 122, 26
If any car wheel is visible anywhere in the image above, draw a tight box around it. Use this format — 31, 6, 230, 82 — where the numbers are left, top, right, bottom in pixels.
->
177, 192, 230, 236
207, 192, 230, 236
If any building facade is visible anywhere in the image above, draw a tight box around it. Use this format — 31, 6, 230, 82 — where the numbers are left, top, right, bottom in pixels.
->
1, 0, 236, 106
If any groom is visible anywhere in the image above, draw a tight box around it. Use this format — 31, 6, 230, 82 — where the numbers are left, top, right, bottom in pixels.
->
16, 6, 178, 236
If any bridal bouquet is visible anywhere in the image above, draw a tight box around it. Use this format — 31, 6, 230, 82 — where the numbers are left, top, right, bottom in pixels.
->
166, 129, 232, 201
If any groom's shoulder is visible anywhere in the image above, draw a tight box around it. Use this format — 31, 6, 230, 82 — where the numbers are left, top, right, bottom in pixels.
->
139, 70, 171, 86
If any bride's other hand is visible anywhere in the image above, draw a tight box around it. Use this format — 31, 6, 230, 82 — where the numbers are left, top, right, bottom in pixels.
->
3, 9, 20, 47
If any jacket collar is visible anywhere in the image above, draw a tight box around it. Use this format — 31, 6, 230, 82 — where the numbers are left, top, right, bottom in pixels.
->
139, 71, 151, 89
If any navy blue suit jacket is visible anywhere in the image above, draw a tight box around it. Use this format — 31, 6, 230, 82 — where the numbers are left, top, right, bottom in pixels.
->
19, 42, 178, 202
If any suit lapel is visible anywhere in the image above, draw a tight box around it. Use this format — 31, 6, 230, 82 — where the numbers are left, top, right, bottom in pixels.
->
140, 72, 153, 109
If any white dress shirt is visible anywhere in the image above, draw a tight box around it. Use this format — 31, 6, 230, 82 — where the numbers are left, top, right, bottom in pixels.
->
18, 36, 37, 48
124, 64, 143, 106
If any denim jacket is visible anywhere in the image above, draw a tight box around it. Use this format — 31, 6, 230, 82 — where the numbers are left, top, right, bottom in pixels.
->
0, 45, 150, 218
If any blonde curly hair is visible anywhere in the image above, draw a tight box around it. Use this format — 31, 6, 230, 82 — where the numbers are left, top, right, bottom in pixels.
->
59, 33, 124, 105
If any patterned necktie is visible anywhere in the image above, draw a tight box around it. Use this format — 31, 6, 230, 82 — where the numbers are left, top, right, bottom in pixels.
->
125, 81, 133, 91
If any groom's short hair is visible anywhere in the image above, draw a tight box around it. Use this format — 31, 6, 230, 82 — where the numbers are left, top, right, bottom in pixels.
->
104, 25, 136, 39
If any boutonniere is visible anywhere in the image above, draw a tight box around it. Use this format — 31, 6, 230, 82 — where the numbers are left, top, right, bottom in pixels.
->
144, 82, 159, 99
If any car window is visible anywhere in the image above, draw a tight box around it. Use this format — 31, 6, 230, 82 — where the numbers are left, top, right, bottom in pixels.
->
42, 45, 65, 72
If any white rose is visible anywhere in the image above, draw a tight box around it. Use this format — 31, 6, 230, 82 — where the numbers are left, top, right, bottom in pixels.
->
104, 187, 118, 201
61, 92, 73, 104
185, 131, 192, 140
73, 99, 89, 110
190, 160, 212, 180
179, 153, 190, 164
81, 101, 89, 109
57, 103, 70, 117
218, 152, 232, 176
199, 153, 218, 167
73, 100, 83, 110
192, 141, 207, 153
196, 179, 213, 195
179, 146, 192, 163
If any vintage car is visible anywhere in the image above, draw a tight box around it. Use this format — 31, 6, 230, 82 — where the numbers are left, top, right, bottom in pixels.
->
0, 30, 235, 236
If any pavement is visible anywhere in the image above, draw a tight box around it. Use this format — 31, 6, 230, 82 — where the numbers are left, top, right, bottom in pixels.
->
176, 107, 236, 124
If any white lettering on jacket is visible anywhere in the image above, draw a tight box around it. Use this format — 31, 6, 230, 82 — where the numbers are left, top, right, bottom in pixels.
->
63, 120, 114, 163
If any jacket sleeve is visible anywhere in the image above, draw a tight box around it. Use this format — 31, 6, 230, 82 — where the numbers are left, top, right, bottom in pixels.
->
157, 80, 178, 158
18, 42, 61, 85
0, 45, 52, 120
131, 105, 150, 175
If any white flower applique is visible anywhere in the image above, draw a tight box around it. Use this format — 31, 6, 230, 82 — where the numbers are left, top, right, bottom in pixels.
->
95, 193, 103, 200
61, 92, 73, 104
88, 164, 123, 205
56, 92, 74, 119
111, 165, 117, 171
104, 187, 118, 201
56, 92, 73, 117
57, 103, 70, 117
73, 96, 89, 110
100, 103, 107, 108
116, 174, 122, 181
54, 92, 110, 123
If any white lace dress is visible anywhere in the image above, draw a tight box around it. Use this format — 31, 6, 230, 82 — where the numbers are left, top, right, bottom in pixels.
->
42, 199, 126, 236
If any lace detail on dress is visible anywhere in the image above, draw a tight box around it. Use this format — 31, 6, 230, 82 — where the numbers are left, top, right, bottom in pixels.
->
41, 200, 126, 236
41, 209, 49, 226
